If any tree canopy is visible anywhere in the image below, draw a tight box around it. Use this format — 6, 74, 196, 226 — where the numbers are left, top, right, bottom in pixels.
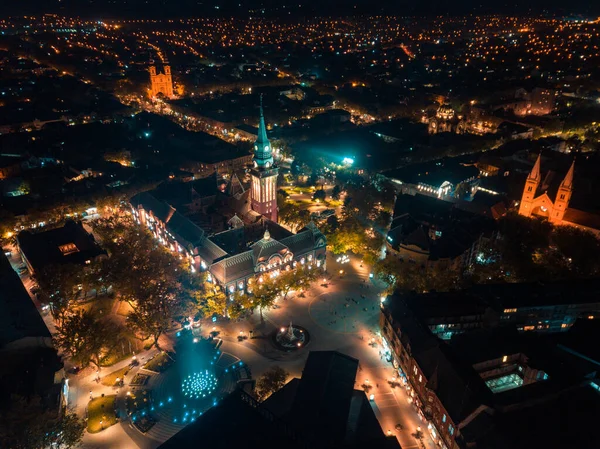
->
255, 366, 288, 401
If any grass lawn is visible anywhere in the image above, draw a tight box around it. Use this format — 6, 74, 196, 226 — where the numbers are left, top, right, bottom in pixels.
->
87, 395, 118, 433
101, 366, 130, 386
143, 351, 173, 373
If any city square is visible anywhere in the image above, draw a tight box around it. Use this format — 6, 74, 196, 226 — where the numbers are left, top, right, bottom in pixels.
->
2, 6, 600, 449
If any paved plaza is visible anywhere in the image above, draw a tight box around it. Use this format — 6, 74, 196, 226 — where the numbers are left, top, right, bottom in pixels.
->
65, 251, 437, 449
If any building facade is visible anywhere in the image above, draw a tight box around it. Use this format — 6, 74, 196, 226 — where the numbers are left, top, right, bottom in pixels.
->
518, 154, 573, 224
250, 97, 279, 222
130, 102, 326, 293
148, 64, 174, 99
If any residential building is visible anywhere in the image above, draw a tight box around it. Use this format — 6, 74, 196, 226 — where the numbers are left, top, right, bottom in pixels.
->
385, 194, 496, 270
380, 296, 600, 449
391, 279, 600, 340
17, 220, 107, 275
0, 252, 66, 418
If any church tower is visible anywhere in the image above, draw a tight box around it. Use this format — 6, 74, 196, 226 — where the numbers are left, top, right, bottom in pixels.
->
518, 154, 542, 218
250, 96, 278, 222
148, 63, 174, 99
551, 160, 574, 223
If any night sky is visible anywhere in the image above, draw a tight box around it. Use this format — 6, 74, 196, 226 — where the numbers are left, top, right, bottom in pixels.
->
2, 0, 599, 18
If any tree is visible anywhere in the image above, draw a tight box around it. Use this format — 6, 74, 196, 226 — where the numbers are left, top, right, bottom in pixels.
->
238, 276, 279, 324
374, 256, 462, 293
36, 263, 82, 324
277, 194, 311, 231
199, 285, 228, 319
127, 281, 182, 349
312, 189, 326, 202
274, 265, 318, 300
0, 396, 85, 449
331, 184, 342, 200
255, 366, 288, 401
54, 310, 117, 369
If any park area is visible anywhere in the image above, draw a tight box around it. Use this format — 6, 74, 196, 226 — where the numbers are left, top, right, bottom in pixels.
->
87, 395, 118, 433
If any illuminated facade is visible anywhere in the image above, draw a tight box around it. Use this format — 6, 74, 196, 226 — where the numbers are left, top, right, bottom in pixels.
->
250, 98, 278, 222
148, 64, 174, 99
518, 155, 573, 224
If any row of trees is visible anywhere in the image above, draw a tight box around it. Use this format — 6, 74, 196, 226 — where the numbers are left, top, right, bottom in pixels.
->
199, 264, 320, 323
469, 212, 600, 284
372, 212, 600, 295
48, 213, 193, 369
49, 212, 323, 369
0, 397, 84, 449
323, 173, 396, 265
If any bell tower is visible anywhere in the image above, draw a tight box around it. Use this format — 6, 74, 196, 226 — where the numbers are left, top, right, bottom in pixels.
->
551, 160, 574, 223
519, 154, 541, 218
250, 95, 278, 222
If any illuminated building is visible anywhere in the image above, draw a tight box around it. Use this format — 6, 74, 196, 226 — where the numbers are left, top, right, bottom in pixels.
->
380, 292, 600, 449
250, 97, 278, 222
148, 64, 174, 99
130, 106, 326, 292
518, 156, 600, 235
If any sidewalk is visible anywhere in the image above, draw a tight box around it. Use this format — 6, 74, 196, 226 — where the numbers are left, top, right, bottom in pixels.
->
70, 346, 160, 449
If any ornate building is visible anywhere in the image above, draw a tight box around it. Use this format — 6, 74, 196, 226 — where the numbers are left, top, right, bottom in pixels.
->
130, 101, 327, 293
250, 97, 279, 222
518, 155, 573, 224
148, 64, 174, 99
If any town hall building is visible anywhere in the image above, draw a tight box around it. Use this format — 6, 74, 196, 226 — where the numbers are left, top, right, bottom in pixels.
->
130, 100, 326, 293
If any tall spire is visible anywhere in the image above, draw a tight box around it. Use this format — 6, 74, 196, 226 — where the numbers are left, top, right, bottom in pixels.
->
529, 154, 542, 181
253, 94, 273, 168
560, 160, 575, 189
257, 94, 270, 146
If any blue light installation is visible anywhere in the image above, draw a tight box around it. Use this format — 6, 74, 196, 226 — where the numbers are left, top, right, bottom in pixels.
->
181, 370, 218, 400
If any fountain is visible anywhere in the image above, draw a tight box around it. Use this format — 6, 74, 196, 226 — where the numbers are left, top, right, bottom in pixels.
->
272, 321, 310, 351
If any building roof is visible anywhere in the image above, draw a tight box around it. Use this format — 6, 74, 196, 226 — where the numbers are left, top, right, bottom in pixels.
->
17, 221, 106, 273
385, 159, 479, 188
130, 191, 205, 250
150, 173, 219, 210
158, 390, 304, 449
0, 252, 51, 348
265, 351, 398, 449
388, 194, 495, 261
210, 250, 255, 284
384, 298, 492, 424
250, 231, 290, 263
463, 383, 600, 449
563, 207, 600, 231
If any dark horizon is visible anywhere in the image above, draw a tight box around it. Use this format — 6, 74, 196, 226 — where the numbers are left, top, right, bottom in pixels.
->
2, 0, 600, 19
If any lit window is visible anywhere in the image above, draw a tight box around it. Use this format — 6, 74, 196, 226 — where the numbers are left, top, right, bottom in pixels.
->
524, 325, 535, 331
449, 425, 454, 436
503, 308, 517, 313
419, 375, 422, 383
502, 355, 508, 363
442, 414, 446, 423
59, 243, 79, 255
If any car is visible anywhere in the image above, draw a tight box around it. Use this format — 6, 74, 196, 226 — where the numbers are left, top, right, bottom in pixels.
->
321, 209, 335, 218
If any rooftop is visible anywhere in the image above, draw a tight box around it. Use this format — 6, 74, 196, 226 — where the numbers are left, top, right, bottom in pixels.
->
17, 220, 106, 273
0, 252, 51, 348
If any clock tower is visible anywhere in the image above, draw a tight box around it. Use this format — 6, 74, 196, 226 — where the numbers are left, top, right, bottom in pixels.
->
250, 96, 279, 222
